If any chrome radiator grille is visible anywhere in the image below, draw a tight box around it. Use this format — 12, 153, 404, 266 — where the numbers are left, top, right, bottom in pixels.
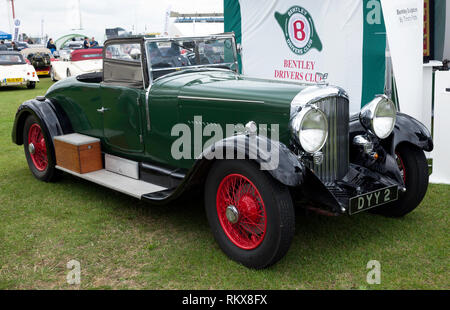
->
308, 96, 349, 184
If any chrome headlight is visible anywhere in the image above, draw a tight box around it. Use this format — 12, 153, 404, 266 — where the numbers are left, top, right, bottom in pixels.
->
291, 106, 328, 154
360, 95, 396, 139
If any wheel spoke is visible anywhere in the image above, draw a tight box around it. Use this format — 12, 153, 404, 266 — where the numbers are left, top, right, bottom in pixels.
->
216, 173, 267, 250
28, 124, 48, 172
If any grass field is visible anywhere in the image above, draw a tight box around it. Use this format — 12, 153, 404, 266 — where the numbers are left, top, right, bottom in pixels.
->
0, 78, 449, 290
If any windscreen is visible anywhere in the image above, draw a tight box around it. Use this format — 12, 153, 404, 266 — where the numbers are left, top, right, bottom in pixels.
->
0, 54, 25, 65
146, 37, 237, 80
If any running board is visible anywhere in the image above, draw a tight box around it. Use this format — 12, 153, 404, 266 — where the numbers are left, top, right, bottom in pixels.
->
56, 165, 167, 199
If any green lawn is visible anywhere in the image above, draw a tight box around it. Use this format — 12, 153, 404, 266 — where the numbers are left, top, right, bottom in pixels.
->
0, 78, 448, 290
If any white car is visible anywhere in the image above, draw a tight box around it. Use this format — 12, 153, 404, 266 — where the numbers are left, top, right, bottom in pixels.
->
0, 51, 39, 89
50, 48, 103, 81
55, 41, 84, 61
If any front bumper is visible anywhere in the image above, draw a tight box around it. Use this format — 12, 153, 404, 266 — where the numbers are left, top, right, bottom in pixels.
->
298, 160, 403, 215
0, 77, 33, 87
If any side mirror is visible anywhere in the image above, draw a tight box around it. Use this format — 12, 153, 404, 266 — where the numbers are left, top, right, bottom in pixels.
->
237, 43, 242, 55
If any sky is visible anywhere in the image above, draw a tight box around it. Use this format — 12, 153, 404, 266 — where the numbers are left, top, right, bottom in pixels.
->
0, 0, 223, 43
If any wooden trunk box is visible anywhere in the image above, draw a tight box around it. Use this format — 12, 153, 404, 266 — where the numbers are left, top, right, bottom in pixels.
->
54, 134, 103, 174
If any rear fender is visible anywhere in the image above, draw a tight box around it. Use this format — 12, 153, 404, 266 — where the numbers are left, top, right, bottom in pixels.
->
12, 98, 72, 146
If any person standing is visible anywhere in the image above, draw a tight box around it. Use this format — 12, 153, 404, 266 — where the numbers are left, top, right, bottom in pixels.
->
0, 41, 7, 51
11, 42, 19, 51
90, 37, 98, 48
83, 37, 90, 49
47, 39, 57, 54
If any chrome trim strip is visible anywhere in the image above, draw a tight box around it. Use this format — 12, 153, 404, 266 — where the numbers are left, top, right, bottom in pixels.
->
290, 85, 349, 117
144, 33, 236, 43
178, 95, 265, 104
306, 96, 349, 183
152, 63, 235, 72
145, 87, 151, 131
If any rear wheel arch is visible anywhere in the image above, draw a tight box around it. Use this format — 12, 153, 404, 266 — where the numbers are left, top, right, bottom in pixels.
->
13, 99, 73, 146
14, 110, 33, 145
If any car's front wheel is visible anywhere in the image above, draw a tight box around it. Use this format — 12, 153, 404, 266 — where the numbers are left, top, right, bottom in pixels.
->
371, 144, 429, 217
23, 115, 59, 182
205, 160, 295, 269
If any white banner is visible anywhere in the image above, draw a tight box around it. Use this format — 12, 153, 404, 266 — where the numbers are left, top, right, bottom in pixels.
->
381, 0, 423, 121
13, 18, 20, 42
225, 0, 387, 114
430, 71, 450, 184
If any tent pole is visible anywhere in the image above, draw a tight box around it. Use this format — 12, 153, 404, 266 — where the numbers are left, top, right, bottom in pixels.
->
11, 0, 15, 19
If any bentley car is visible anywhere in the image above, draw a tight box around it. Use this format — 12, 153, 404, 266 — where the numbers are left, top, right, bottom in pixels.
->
11, 34, 433, 269
21, 47, 55, 76
50, 48, 103, 81
0, 51, 39, 89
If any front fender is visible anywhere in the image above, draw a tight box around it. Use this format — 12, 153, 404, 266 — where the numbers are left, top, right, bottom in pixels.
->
197, 134, 305, 187
143, 135, 305, 205
349, 112, 433, 155
389, 113, 434, 153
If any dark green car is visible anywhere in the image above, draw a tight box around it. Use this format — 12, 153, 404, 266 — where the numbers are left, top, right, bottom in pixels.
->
12, 34, 433, 269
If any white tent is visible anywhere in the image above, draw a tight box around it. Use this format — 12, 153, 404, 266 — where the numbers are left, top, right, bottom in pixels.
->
169, 22, 224, 37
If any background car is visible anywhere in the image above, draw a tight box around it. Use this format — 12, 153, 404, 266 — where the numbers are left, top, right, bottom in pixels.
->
15, 42, 30, 51
50, 47, 103, 81
0, 51, 39, 89
21, 47, 55, 76
55, 41, 84, 61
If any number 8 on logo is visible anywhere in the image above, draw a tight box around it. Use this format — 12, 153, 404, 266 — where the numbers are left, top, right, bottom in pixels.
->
293, 20, 306, 41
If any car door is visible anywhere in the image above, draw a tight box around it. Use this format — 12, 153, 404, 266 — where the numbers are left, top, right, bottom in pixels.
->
100, 41, 146, 155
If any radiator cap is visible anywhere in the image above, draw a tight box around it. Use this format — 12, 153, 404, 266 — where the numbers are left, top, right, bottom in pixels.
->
36, 96, 46, 102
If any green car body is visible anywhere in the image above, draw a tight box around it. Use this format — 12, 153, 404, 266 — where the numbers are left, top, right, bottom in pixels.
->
11, 34, 434, 268
44, 69, 303, 169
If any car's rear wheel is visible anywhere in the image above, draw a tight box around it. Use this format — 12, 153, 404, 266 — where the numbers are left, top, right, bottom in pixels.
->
27, 81, 36, 89
371, 144, 429, 217
23, 115, 59, 182
205, 160, 295, 269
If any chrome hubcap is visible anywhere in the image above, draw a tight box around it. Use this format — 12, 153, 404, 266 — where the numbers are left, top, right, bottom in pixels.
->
28, 143, 35, 155
225, 205, 239, 224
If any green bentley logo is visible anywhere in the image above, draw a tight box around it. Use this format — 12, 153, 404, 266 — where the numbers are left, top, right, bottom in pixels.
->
275, 6, 323, 55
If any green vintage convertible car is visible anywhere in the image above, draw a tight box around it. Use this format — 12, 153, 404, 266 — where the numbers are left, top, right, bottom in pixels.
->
12, 34, 433, 269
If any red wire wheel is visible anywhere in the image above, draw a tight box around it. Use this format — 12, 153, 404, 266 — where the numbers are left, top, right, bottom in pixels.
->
27, 123, 48, 172
216, 174, 267, 250
396, 152, 406, 183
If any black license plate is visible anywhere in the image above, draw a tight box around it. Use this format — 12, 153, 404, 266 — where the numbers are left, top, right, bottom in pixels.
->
349, 185, 398, 215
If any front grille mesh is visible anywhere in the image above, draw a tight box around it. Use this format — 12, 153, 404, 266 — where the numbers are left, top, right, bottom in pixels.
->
308, 96, 349, 185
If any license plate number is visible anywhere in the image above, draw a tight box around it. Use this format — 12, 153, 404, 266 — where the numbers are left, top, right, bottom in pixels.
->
6, 78, 23, 83
349, 185, 398, 215
37, 71, 49, 75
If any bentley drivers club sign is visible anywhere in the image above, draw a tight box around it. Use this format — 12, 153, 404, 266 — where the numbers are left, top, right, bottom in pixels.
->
225, 0, 387, 114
